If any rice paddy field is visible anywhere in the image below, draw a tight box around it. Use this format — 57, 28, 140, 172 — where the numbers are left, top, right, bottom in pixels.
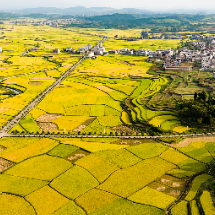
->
1, 21, 215, 215
103, 38, 182, 51
0, 21, 189, 134
66, 27, 182, 51
0, 136, 214, 214
14, 54, 186, 134
67, 27, 147, 38
0, 22, 101, 129
0, 23, 101, 52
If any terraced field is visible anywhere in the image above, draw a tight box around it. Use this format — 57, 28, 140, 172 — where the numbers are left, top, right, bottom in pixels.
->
14, 55, 186, 135
0, 137, 214, 214
0, 22, 189, 134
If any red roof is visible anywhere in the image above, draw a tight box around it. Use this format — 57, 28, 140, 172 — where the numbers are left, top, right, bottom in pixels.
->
164, 66, 193, 69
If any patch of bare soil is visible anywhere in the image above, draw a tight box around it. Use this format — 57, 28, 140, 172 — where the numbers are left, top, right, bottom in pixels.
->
171, 136, 215, 147
120, 61, 135, 66
156, 186, 166, 192
36, 122, 58, 133
148, 181, 181, 198
28, 81, 43, 86
73, 125, 86, 132
0, 67, 10, 70
73, 118, 96, 132
0, 158, 14, 173
65, 149, 90, 163
0, 107, 10, 113
58, 85, 71, 89
158, 175, 186, 192
31, 78, 55, 80
111, 125, 137, 135
112, 138, 154, 146
36, 113, 61, 123
0, 145, 6, 152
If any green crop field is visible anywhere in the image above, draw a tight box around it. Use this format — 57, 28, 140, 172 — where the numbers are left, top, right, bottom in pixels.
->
0, 22, 101, 129
0, 22, 187, 134
0, 136, 214, 214
185, 174, 212, 201
200, 191, 215, 215
16, 54, 185, 134
103, 38, 182, 51
1, 20, 215, 215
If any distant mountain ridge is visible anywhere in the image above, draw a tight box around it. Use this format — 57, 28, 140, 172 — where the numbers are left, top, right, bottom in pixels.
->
13, 6, 154, 16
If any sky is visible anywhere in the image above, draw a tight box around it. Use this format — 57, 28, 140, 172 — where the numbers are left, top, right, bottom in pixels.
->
0, 0, 215, 11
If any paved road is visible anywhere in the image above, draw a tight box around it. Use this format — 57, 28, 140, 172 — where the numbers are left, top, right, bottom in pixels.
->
4, 132, 215, 139
0, 57, 84, 134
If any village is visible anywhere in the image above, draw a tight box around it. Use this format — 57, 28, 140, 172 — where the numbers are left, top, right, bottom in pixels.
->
2, 30, 215, 75
60, 32, 215, 74
11, 18, 83, 27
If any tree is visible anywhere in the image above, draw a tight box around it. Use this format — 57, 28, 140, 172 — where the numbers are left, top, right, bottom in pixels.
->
34, 43, 40, 48
208, 94, 212, 106
194, 92, 197, 101
201, 91, 207, 102
193, 60, 201, 68
197, 117, 203, 124
209, 115, 214, 126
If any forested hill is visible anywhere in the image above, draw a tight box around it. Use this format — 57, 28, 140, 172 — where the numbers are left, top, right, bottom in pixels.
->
71, 14, 215, 31
1, 11, 215, 32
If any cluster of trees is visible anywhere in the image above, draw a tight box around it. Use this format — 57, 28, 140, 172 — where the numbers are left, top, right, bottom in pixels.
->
193, 60, 202, 68
179, 91, 215, 125
66, 14, 215, 31
0, 12, 75, 20
3, 58, 13, 65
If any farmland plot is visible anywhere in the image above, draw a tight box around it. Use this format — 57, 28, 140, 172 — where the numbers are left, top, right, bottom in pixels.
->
0, 136, 214, 214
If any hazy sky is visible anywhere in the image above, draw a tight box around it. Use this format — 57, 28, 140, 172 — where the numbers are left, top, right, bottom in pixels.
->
1, 0, 215, 10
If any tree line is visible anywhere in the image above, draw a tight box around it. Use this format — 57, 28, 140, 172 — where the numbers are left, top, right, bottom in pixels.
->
179, 91, 215, 126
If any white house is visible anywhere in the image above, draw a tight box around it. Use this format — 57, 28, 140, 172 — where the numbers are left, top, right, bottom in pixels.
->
66, 47, 73, 52
98, 42, 103, 48
174, 61, 181, 66
87, 51, 94, 58
120, 48, 129, 52
148, 50, 155, 56
93, 45, 99, 52
99, 47, 105, 52
95, 50, 104, 55
87, 44, 92, 50
53, 48, 60, 53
